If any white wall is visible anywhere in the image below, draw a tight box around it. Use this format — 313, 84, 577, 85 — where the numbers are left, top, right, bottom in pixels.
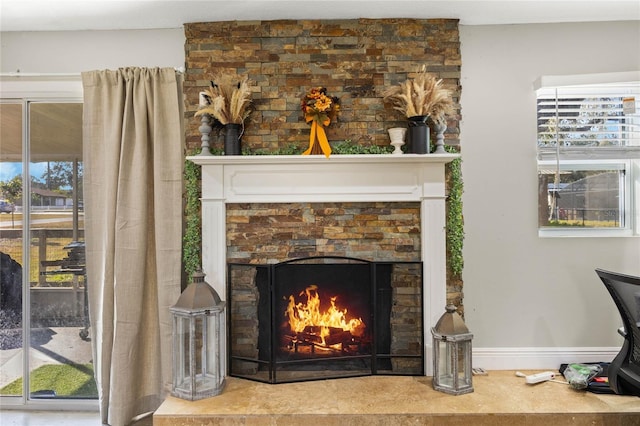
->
0, 28, 184, 74
0, 29, 184, 99
460, 21, 640, 368
3, 21, 639, 369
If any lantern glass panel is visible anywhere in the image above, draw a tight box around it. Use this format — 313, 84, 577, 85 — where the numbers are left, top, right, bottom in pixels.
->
201, 315, 219, 388
193, 315, 215, 394
436, 339, 455, 388
195, 316, 204, 377
173, 315, 191, 391
457, 340, 472, 386
204, 313, 225, 383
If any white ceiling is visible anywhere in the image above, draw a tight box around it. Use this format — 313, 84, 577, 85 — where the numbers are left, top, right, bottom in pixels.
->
1, 0, 639, 32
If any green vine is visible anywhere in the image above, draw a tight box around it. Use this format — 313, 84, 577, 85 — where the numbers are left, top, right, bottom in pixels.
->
245, 141, 393, 156
183, 151, 202, 284
247, 144, 302, 155
330, 141, 393, 155
445, 145, 464, 278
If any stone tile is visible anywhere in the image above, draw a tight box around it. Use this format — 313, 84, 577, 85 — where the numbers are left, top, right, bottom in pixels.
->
153, 372, 640, 425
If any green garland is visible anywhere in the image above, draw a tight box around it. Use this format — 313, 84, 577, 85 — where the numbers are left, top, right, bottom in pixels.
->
247, 141, 393, 155
183, 153, 202, 283
445, 145, 464, 278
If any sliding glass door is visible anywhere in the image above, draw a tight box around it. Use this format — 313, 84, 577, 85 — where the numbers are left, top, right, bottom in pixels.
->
0, 97, 97, 408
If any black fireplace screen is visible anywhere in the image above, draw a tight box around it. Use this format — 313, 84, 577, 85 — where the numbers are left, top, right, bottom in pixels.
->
228, 256, 424, 384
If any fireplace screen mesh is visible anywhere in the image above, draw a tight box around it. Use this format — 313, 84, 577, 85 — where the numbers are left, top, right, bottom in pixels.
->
228, 257, 423, 384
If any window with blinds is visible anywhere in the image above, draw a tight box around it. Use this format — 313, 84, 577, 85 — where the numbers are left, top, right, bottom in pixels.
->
537, 84, 640, 160
535, 76, 639, 237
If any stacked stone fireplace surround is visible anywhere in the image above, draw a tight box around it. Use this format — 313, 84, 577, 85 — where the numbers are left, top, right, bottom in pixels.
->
226, 202, 421, 264
183, 18, 461, 151
226, 202, 424, 378
184, 18, 462, 377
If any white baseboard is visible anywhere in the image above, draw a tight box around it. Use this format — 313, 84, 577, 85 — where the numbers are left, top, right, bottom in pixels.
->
472, 347, 621, 370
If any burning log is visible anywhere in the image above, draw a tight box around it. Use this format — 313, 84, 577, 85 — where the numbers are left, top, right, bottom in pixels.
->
324, 328, 354, 346
285, 325, 362, 354
296, 328, 323, 345
293, 326, 354, 345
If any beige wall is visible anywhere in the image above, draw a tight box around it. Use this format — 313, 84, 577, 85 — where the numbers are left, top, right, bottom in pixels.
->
460, 21, 640, 363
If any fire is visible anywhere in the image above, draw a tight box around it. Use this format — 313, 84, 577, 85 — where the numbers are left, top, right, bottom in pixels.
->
285, 285, 364, 346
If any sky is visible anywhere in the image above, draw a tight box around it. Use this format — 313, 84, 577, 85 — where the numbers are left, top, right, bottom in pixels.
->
0, 162, 48, 182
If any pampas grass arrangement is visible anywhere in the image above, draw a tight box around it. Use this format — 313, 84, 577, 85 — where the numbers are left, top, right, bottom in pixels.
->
195, 74, 253, 125
382, 67, 455, 124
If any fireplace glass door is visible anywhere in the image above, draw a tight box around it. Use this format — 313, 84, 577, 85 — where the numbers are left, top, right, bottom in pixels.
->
228, 257, 424, 384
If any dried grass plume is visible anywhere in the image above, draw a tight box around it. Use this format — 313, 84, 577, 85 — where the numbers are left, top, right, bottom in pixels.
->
382, 67, 455, 123
195, 74, 253, 125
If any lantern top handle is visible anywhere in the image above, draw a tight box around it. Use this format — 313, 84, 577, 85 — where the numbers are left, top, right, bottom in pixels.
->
433, 304, 470, 335
172, 269, 224, 311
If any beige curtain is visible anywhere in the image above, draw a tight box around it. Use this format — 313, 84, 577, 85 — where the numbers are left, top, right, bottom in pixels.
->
81, 68, 183, 426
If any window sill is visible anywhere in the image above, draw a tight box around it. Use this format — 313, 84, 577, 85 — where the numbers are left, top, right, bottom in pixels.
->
537, 146, 640, 161
538, 228, 636, 238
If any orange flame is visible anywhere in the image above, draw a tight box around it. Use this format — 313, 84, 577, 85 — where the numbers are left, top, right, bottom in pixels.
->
285, 285, 364, 346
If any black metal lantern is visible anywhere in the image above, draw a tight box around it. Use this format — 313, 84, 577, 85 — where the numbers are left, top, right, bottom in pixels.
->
431, 305, 474, 395
170, 270, 226, 400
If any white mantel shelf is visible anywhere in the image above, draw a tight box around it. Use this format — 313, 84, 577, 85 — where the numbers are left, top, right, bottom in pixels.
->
187, 153, 459, 204
189, 152, 460, 376
187, 153, 459, 165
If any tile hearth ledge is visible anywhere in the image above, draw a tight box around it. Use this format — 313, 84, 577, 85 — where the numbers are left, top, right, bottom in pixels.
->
187, 153, 460, 375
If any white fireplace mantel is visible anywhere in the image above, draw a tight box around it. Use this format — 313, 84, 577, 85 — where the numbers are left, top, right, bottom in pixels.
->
187, 153, 459, 375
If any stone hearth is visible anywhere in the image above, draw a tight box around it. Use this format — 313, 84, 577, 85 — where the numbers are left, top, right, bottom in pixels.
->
154, 372, 640, 425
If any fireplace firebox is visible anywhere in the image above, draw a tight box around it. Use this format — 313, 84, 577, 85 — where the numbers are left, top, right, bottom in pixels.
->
228, 256, 423, 384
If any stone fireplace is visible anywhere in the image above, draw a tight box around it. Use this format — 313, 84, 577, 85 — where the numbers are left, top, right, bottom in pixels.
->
188, 153, 457, 376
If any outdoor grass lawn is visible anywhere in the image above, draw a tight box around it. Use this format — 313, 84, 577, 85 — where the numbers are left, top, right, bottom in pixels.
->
1, 212, 85, 285
0, 236, 81, 285
0, 363, 97, 398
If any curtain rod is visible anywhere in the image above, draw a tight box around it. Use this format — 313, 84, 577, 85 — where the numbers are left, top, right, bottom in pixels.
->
0, 67, 185, 80
0, 72, 81, 80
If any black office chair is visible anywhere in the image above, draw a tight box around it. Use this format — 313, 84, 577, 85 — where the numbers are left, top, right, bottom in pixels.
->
595, 268, 640, 396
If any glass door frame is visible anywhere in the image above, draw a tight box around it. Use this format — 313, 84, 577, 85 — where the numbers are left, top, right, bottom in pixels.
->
0, 76, 97, 411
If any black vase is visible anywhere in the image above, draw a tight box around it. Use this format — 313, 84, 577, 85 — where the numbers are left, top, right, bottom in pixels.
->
224, 123, 242, 155
407, 115, 430, 154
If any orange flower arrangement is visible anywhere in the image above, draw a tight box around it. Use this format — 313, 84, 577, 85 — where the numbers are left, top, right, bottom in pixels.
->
301, 87, 340, 157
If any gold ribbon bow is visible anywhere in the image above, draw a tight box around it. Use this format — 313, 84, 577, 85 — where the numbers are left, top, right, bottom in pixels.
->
303, 113, 332, 158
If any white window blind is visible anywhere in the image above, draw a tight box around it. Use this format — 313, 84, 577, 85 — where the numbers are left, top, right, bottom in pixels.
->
537, 84, 640, 158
